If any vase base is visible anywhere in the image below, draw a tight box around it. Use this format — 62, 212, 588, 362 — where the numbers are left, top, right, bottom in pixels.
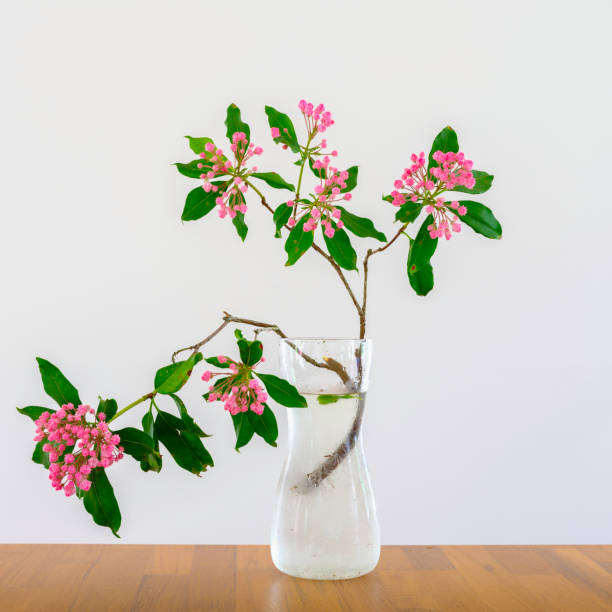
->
272, 558, 379, 581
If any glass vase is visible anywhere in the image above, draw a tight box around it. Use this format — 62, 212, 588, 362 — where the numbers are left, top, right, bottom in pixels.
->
270, 338, 380, 580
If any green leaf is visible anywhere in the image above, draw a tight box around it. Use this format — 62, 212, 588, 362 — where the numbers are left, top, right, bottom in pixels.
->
140, 410, 161, 473
251, 172, 295, 192
204, 356, 231, 369
97, 398, 118, 421
273, 203, 292, 238
111, 427, 157, 462
394, 201, 423, 224
175, 160, 214, 179
323, 227, 357, 271
340, 166, 358, 193
225, 103, 250, 143
231, 411, 255, 450
255, 373, 307, 408
335, 206, 387, 242
36, 358, 81, 407
232, 209, 248, 242
83, 468, 122, 538
408, 260, 434, 296
317, 393, 356, 405
309, 157, 326, 179
456, 201, 502, 239
451, 170, 494, 195
237, 337, 263, 367
17, 406, 54, 422
168, 393, 210, 437
32, 440, 50, 468
265, 105, 300, 153
154, 353, 203, 395
182, 184, 223, 221
284, 215, 314, 266
154, 410, 213, 474
428, 126, 459, 171
248, 404, 278, 447
185, 136, 214, 155
409, 215, 438, 270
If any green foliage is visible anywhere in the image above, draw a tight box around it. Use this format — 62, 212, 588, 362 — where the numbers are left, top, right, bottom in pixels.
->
140, 410, 162, 473
251, 172, 295, 191
32, 440, 50, 468
451, 170, 494, 194
154, 410, 214, 475
284, 215, 314, 265
407, 216, 438, 296
175, 160, 213, 179
456, 201, 502, 239
234, 330, 263, 366
232, 209, 248, 242
231, 411, 255, 451
340, 166, 358, 193
185, 136, 214, 154
264, 105, 300, 153
17, 406, 53, 422
204, 356, 231, 369
248, 405, 278, 447
393, 201, 423, 224
83, 468, 122, 538
182, 184, 224, 221
336, 206, 387, 242
255, 373, 307, 408
428, 126, 459, 171
317, 394, 356, 405
273, 203, 292, 238
225, 103, 250, 143
308, 157, 325, 179
154, 353, 203, 395
97, 398, 118, 421
169, 393, 210, 437
112, 427, 158, 462
36, 358, 81, 407
323, 227, 357, 271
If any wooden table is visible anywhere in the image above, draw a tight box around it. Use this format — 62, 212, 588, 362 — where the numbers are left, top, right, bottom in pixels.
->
1, 545, 612, 611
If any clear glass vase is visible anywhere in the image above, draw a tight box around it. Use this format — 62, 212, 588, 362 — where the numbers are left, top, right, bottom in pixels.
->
270, 338, 380, 580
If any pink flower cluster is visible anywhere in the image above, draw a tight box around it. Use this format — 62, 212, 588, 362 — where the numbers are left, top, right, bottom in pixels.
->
388, 150, 475, 240
298, 100, 334, 134
202, 356, 268, 416
34, 404, 123, 497
198, 132, 263, 219
425, 199, 467, 240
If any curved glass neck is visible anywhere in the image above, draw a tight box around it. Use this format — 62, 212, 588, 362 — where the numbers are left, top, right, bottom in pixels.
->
279, 338, 372, 395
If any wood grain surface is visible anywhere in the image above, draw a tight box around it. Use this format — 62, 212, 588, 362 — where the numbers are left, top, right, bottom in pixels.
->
1, 545, 611, 611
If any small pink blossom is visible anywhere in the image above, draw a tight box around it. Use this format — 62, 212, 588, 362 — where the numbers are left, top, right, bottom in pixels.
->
271, 127, 280, 138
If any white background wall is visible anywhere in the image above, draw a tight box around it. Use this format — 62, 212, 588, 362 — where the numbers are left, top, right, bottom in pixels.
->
1, 0, 611, 544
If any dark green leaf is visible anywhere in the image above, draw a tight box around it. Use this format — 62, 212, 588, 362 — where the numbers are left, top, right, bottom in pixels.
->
32, 440, 50, 468
169, 393, 210, 437
340, 166, 358, 193
273, 203, 292, 238
335, 206, 387, 242
231, 411, 255, 450
264, 105, 300, 153
248, 404, 278, 447
36, 358, 81, 407
255, 373, 307, 408
204, 356, 231, 369
185, 136, 214, 155
284, 215, 314, 266
317, 394, 356, 405
140, 410, 161, 473
251, 172, 295, 191
174, 160, 214, 179
237, 338, 263, 367
408, 260, 434, 296
83, 468, 121, 538
225, 103, 250, 143
456, 200, 502, 239
154, 353, 203, 395
451, 170, 494, 195
409, 215, 438, 270
394, 201, 423, 224
323, 227, 357, 271
154, 410, 213, 474
97, 398, 118, 421
111, 427, 156, 462
17, 406, 54, 422
428, 126, 459, 171
232, 209, 248, 242
182, 184, 223, 221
